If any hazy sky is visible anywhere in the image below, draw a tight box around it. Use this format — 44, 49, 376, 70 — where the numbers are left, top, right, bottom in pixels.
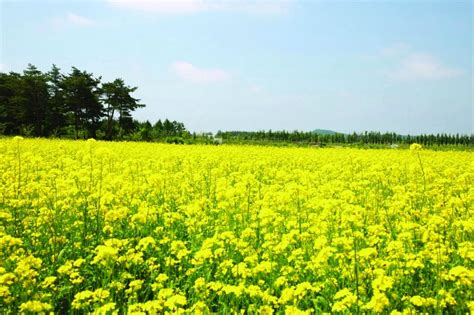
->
1, 0, 472, 134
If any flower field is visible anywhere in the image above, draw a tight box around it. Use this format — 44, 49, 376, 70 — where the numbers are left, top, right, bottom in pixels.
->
0, 138, 472, 314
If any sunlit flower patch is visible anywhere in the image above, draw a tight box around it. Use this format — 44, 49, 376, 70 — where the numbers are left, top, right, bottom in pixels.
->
0, 138, 472, 313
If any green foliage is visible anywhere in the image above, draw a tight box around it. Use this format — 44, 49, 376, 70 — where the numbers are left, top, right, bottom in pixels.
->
0, 64, 186, 143
61, 67, 103, 139
217, 130, 473, 147
101, 78, 144, 140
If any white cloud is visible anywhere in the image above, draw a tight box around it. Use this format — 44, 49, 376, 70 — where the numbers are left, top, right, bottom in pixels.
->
50, 12, 96, 29
0, 64, 7, 72
390, 53, 462, 81
106, 0, 291, 14
383, 44, 463, 81
108, 0, 202, 13
171, 61, 230, 83
65, 12, 97, 27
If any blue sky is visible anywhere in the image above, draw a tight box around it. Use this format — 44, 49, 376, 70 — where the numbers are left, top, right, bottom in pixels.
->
1, 0, 472, 134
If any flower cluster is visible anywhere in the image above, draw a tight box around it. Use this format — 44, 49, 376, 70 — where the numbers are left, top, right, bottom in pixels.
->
0, 138, 472, 313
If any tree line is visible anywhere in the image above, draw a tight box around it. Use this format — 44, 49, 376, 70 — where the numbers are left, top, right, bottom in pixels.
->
1, 64, 471, 147
216, 130, 473, 146
0, 64, 189, 141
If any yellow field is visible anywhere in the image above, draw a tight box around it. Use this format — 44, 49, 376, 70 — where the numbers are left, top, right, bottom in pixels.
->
0, 138, 472, 314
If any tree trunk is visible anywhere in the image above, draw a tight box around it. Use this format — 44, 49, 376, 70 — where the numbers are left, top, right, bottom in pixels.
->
106, 108, 114, 140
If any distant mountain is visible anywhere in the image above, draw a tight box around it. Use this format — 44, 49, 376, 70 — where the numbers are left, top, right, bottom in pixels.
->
312, 129, 339, 135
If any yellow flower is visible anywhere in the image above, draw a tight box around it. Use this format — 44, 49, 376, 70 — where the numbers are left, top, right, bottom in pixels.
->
259, 305, 274, 315
126, 280, 144, 294
92, 245, 119, 265
410, 143, 422, 152
222, 283, 245, 297
0, 273, 16, 286
372, 274, 394, 292
0, 234, 22, 249
137, 236, 156, 251
284, 305, 312, 315
358, 247, 377, 259
190, 301, 209, 315
409, 295, 425, 307
0, 138, 472, 313
93, 302, 116, 315
164, 294, 187, 310
94, 288, 110, 301
19, 300, 52, 314
279, 287, 295, 305
193, 277, 206, 293
332, 288, 357, 312
467, 301, 474, 314
447, 266, 473, 286
72, 290, 95, 309
41, 276, 57, 289
364, 291, 389, 313
274, 276, 287, 287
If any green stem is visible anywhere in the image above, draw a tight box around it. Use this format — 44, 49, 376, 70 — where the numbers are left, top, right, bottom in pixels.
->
16, 141, 21, 197
416, 152, 426, 193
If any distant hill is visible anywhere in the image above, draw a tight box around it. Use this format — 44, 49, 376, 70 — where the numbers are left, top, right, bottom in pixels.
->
312, 129, 339, 135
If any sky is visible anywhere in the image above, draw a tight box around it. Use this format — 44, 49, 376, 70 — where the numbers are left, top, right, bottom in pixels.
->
1, 0, 472, 134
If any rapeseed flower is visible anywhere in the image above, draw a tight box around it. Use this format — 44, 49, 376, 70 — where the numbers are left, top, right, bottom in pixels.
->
0, 138, 471, 313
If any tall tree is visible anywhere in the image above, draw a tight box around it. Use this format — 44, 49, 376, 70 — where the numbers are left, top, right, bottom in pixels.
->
46, 64, 67, 135
101, 78, 143, 139
22, 64, 50, 136
61, 67, 102, 139
0, 72, 27, 135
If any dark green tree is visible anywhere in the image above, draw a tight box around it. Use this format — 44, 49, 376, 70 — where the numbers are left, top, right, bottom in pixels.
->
46, 64, 67, 136
0, 72, 27, 134
22, 64, 50, 136
61, 67, 102, 138
101, 78, 143, 139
